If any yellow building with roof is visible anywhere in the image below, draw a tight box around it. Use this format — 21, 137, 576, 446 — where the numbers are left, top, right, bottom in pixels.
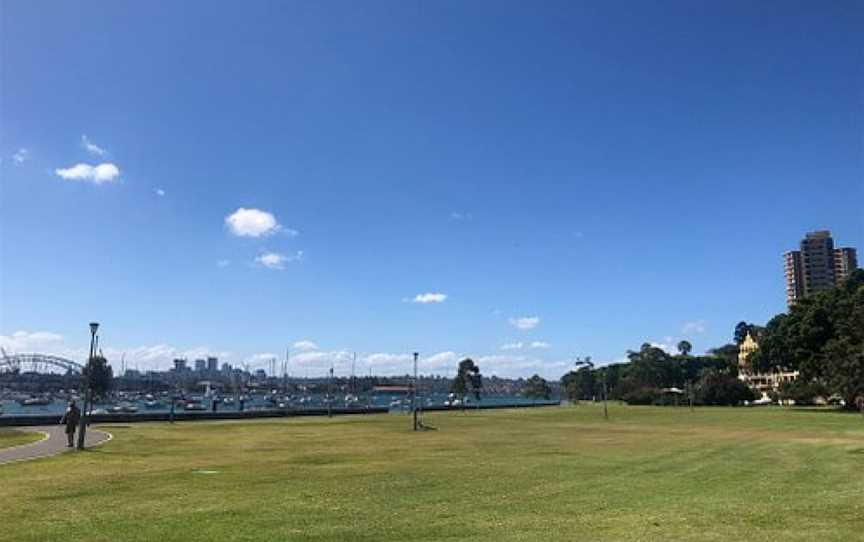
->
737, 331, 798, 396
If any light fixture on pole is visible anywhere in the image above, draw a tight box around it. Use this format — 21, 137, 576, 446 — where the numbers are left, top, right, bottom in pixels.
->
77, 322, 99, 449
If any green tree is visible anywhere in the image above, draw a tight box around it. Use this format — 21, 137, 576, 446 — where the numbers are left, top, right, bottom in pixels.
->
83, 355, 113, 400
707, 343, 740, 376
677, 340, 692, 356
779, 379, 829, 406
524, 374, 551, 400
451, 358, 482, 400
561, 367, 595, 401
734, 321, 750, 345
696, 369, 754, 406
750, 269, 864, 408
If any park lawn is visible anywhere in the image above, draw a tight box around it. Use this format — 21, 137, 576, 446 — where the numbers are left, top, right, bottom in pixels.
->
0, 428, 43, 450
2, 405, 864, 542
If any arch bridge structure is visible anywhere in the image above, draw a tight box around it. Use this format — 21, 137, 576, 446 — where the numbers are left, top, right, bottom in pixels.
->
0, 352, 84, 374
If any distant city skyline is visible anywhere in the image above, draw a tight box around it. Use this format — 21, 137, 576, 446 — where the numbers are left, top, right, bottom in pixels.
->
2, 2, 862, 378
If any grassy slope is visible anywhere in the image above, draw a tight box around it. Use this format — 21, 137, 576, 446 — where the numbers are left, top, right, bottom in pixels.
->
2, 406, 863, 542
0, 428, 43, 450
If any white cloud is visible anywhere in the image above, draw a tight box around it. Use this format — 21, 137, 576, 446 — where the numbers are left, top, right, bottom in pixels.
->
255, 252, 287, 270
0, 330, 65, 352
530, 341, 550, 349
450, 212, 473, 221
55, 162, 120, 184
422, 351, 460, 369
244, 353, 278, 368
0, 330, 230, 372
476, 354, 572, 378
364, 352, 412, 366
509, 316, 540, 330
2, 331, 568, 379
225, 208, 282, 237
254, 251, 302, 270
292, 340, 319, 352
681, 321, 706, 335
501, 342, 524, 350
12, 148, 29, 164
406, 292, 447, 304
216, 259, 231, 268
155, 188, 166, 197
81, 135, 108, 156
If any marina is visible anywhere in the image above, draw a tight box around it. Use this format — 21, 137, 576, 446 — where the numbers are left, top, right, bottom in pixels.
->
0, 391, 558, 419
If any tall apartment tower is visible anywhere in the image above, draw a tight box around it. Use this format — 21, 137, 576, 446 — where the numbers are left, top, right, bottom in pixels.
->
784, 230, 858, 307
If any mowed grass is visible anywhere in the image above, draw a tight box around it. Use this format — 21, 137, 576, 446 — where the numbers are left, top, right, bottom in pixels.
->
0, 428, 43, 450
3, 405, 864, 542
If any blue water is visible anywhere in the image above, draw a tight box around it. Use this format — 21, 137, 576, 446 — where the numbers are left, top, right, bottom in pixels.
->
0, 393, 557, 417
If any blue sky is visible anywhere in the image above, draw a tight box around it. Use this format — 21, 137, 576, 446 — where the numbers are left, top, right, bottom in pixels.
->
1, 1, 862, 378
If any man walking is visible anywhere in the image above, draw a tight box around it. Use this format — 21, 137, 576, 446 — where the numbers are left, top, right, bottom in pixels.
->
59, 400, 81, 448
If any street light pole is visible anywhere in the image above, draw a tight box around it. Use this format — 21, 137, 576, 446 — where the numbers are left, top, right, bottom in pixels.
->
601, 369, 609, 420
412, 352, 419, 431
77, 322, 99, 450
327, 365, 333, 418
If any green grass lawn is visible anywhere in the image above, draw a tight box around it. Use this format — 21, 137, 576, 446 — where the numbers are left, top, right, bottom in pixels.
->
0, 428, 43, 450
2, 405, 863, 542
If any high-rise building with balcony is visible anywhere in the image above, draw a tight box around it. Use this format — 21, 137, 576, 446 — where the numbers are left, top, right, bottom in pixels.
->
784, 230, 858, 307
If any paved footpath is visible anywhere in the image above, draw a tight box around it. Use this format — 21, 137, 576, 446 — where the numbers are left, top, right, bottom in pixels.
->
0, 425, 112, 465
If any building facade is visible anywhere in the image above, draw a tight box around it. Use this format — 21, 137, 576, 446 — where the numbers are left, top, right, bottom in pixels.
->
783, 230, 858, 307
737, 332, 798, 396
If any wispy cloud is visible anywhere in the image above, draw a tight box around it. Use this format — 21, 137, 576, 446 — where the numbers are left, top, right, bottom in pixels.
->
81, 135, 108, 156
501, 342, 523, 350
55, 163, 120, 184
681, 321, 706, 335
449, 211, 473, 221
529, 341, 550, 349
509, 316, 540, 330
406, 292, 447, 304
155, 188, 166, 197
254, 251, 302, 270
292, 340, 319, 352
12, 148, 29, 164
216, 259, 231, 268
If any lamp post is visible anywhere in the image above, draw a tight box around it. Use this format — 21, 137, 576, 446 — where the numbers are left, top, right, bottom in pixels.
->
327, 365, 333, 418
77, 322, 99, 449
412, 352, 419, 431
574, 357, 608, 420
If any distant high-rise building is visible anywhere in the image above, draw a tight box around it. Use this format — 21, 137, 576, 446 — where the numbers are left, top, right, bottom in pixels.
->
784, 230, 858, 307
834, 247, 858, 283
194, 358, 206, 372
221, 362, 232, 374
173, 358, 187, 372
207, 356, 218, 372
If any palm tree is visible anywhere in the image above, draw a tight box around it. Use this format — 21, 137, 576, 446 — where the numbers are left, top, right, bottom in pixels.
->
677, 340, 692, 357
